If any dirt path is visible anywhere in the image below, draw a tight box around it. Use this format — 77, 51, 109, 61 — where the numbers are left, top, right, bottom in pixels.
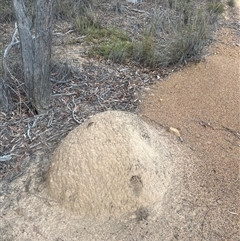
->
141, 26, 239, 165
140, 26, 239, 240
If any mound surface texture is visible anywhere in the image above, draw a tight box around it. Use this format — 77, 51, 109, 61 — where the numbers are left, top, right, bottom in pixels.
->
47, 111, 173, 220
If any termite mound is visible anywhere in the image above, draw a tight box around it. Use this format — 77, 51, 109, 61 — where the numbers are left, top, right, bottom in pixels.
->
47, 111, 173, 221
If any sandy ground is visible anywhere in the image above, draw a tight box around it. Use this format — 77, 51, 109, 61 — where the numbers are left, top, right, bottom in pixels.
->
140, 26, 240, 240
0, 4, 239, 241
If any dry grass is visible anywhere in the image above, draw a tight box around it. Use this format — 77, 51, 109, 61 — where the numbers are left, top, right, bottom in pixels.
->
77, 0, 224, 67
126, 1, 214, 67
0, 0, 227, 69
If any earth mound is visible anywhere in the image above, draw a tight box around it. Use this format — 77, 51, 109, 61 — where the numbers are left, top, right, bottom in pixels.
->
47, 111, 173, 220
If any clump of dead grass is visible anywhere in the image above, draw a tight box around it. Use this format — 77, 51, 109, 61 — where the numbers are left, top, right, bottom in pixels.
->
207, 0, 225, 14
53, 0, 94, 19
129, 0, 221, 67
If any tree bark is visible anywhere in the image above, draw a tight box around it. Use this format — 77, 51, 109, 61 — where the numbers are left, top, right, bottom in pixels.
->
13, 0, 52, 114
13, 0, 34, 103
33, 0, 52, 114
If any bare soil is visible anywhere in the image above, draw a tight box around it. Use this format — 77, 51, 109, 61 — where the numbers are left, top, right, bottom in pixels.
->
0, 1, 239, 241
140, 26, 240, 240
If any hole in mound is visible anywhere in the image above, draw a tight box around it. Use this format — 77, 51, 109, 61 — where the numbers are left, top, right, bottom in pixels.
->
135, 206, 149, 222
130, 175, 143, 196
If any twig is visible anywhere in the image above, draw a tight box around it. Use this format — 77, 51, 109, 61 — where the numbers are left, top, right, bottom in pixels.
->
30, 132, 67, 149
0, 155, 12, 162
222, 126, 240, 140
27, 122, 32, 141
125, 6, 150, 14
51, 78, 73, 84
32, 116, 40, 128
52, 92, 76, 97
3, 23, 20, 79
72, 98, 81, 124
53, 29, 76, 36
101, 88, 110, 97
228, 210, 238, 215
199, 121, 215, 130
95, 94, 104, 108
47, 111, 54, 127
3, 23, 21, 85
3, 23, 23, 115
140, 114, 166, 129
65, 29, 76, 35
75, 35, 87, 40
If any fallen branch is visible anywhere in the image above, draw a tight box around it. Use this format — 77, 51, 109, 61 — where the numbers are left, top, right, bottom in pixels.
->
3, 23, 23, 115
3, 23, 20, 83
72, 98, 81, 124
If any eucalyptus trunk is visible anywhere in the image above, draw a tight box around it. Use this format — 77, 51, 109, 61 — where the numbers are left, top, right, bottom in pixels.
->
13, 0, 52, 114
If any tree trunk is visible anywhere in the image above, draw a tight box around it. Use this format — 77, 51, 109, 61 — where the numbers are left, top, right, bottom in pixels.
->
13, 0, 52, 114
13, 0, 34, 104
33, 0, 52, 114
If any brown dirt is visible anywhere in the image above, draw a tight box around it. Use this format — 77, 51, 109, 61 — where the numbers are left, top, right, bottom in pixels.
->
139, 27, 240, 240
0, 2, 239, 241
140, 26, 240, 186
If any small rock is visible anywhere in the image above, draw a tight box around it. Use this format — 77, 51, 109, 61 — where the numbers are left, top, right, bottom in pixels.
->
169, 127, 180, 137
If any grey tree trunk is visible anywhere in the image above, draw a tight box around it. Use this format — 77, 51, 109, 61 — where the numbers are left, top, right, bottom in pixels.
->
13, 0, 52, 114
33, 0, 52, 113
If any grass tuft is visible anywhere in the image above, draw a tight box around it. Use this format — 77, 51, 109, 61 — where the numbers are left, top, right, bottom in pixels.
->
54, 0, 93, 19
207, 1, 225, 14
87, 27, 133, 63
129, 4, 212, 67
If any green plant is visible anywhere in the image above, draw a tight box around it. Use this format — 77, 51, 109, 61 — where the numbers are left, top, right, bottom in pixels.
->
108, 41, 134, 63
87, 27, 133, 63
74, 15, 98, 34
132, 35, 157, 67
0, 60, 3, 76
161, 23, 208, 65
